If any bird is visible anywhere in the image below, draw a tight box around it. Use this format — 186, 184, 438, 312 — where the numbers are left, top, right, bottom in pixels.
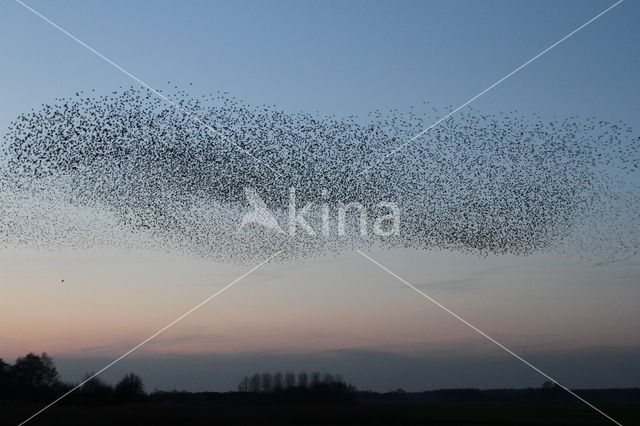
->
0, 83, 637, 263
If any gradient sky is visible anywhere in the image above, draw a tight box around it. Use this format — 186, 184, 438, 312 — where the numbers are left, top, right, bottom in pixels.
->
1, 0, 639, 391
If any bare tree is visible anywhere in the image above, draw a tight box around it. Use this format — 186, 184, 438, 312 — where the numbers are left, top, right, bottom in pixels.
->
80, 372, 113, 403
273, 372, 283, 390
115, 373, 145, 402
249, 373, 261, 393
261, 372, 273, 393
310, 372, 321, 386
297, 371, 308, 388
237, 371, 353, 400
284, 372, 296, 388
13, 352, 60, 388
238, 376, 250, 392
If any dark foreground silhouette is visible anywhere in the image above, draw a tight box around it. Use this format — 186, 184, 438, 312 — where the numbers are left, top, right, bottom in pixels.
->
2, 353, 639, 425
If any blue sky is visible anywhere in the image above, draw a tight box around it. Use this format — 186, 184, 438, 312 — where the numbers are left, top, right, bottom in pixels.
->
2, 0, 639, 127
1, 0, 639, 391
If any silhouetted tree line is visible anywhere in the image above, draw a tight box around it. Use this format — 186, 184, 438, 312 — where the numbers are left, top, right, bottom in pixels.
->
236, 372, 356, 404
3, 354, 639, 408
76, 372, 146, 405
0, 353, 65, 402
0, 353, 145, 405
356, 382, 640, 405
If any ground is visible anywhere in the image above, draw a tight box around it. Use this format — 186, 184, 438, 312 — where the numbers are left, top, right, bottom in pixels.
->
3, 403, 638, 426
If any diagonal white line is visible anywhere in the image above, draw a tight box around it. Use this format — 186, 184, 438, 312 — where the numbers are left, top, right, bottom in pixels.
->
17, 250, 281, 426
357, 250, 623, 426
357, 0, 624, 176
15, 0, 283, 178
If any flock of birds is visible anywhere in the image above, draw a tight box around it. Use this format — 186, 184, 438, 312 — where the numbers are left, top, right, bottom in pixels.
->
0, 85, 638, 263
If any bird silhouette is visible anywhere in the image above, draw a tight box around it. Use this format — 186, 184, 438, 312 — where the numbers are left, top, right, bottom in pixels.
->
0, 84, 637, 263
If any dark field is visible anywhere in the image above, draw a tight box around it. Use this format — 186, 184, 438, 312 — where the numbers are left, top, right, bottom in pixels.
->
4, 403, 639, 426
